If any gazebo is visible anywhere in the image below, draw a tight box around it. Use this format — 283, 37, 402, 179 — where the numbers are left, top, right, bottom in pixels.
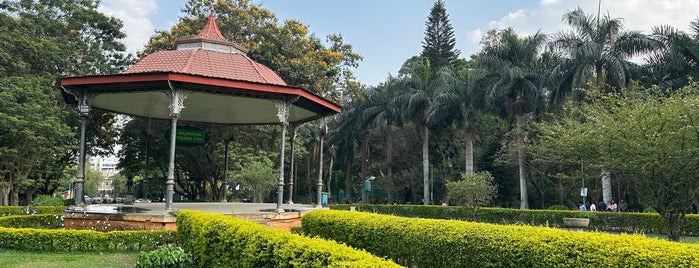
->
61, 14, 340, 212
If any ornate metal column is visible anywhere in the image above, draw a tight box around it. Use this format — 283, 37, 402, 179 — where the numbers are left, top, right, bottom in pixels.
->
287, 125, 297, 204
165, 86, 186, 211
316, 117, 327, 208
74, 97, 90, 206
275, 101, 290, 213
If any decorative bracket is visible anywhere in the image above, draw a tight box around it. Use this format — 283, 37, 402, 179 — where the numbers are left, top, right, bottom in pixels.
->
275, 100, 291, 126
166, 83, 187, 116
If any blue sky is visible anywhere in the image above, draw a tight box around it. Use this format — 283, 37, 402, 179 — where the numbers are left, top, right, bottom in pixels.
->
99, 0, 699, 86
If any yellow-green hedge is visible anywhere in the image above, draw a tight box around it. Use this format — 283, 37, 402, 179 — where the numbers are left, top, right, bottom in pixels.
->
0, 206, 65, 216
176, 210, 400, 268
0, 227, 177, 252
0, 214, 64, 229
331, 204, 689, 234
303, 210, 699, 267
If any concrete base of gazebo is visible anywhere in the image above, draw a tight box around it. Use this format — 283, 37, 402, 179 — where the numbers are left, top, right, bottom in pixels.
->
63, 203, 317, 232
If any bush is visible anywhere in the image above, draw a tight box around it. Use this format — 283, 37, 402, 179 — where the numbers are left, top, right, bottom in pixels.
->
0, 206, 65, 216
0, 227, 177, 252
176, 210, 400, 267
0, 214, 64, 229
330, 204, 699, 235
136, 246, 193, 268
548, 204, 570, 210
303, 210, 699, 267
446, 171, 497, 206
31, 195, 65, 207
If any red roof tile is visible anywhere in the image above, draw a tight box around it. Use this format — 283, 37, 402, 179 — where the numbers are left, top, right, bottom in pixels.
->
124, 49, 286, 86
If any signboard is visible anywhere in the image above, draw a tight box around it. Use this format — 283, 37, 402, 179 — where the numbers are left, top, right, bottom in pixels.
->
580, 187, 588, 197
165, 126, 208, 147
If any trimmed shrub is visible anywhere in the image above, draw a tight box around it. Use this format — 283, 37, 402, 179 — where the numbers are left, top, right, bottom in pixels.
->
0, 227, 177, 252
0, 214, 64, 229
30, 195, 64, 207
176, 210, 400, 268
303, 210, 699, 267
548, 204, 569, 210
0, 206, 65, 216
331, 204, 699, 235
136, 246, 193, 268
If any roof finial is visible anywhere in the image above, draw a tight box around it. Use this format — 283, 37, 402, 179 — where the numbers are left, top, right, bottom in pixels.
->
196, 12, 226, 41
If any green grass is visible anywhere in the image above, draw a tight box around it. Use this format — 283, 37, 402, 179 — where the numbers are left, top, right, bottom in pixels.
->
643, 234, 699, 244
0, 250, 138, 268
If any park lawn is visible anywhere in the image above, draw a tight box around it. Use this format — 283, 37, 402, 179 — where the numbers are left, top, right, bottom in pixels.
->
0, 250, 138, 268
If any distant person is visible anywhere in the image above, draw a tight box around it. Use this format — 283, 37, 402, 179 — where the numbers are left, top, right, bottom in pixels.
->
619, 199, 628, 212
608, 200, 617, 212
598, 201, 607, 211
579, 202, 587, 211
590, 203, 597, 211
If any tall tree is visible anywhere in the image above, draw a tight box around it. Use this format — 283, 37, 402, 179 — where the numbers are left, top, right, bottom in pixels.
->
360, 79, 404, 203
0, 77, 72, 205
421, 0, 460, 69
550, 8, 658, 205
536, 85, 699, 241
394, 56, 451, 205
0, 0, 129, 204
428, 60, 479, 175
549, 7, 658, 102
647, 19, 699, 90
473, 28, 548, 209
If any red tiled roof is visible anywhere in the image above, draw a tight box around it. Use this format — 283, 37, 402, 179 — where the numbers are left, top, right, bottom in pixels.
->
124, 49, 286, 86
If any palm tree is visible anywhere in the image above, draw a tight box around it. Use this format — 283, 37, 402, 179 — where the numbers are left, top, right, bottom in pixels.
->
550, 8, 658, 205
647, 19, 699, 90
549, 7, 658, 102
428, 61, 479, 175
393, 56, 445, 205
473, 28, 548, 209
360, 78, 404, 203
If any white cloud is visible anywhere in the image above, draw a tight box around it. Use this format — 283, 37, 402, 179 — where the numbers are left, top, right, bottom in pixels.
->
483, 0, 699, 39
98, 0, 159, 54
469, 28, 483, 44
540, 0, 560, 5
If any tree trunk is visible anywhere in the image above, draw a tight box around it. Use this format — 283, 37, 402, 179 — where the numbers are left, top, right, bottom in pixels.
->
602, 170, 612, 203
516, 114, 529, 209
306, 156, 311, 203
557, 176, 564, 205
662, 209, 685, 242
386, 126, 394, 204
344, 155, 352, 203
360, 131, 368, 204
326, 151, 334, 197
465, 131, 474, 175
11, 187, 19, 206
422, 125, 430, 205
0, 183, 10, 206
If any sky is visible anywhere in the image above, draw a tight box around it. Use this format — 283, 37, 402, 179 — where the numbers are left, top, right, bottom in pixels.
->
98, 0, 699, 87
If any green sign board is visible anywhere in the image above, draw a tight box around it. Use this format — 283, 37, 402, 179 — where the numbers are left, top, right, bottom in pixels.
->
165, 126, 208, 147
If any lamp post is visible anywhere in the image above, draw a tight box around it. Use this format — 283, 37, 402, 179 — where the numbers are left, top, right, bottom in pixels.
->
74, 102, 90, 206
369, 176, 376, 201
363, 176, 376, 204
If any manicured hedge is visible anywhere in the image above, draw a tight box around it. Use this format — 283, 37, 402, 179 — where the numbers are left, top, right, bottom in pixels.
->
176, 210, 400, 268
0, 206, 65, 216
303, 210, 699, 267
0, 227, 177, 252
0, 214, 64, 229
331, 204, 694, 235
